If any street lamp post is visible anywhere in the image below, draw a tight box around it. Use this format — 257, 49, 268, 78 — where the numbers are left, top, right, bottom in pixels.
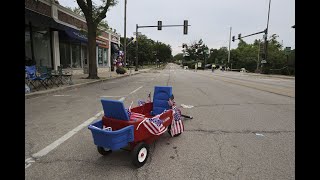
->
264, 0, 271, 65
123, 0, 127, 67
135, 24, 138, 71
257, 39, 261, 71
228, 27, 232, 69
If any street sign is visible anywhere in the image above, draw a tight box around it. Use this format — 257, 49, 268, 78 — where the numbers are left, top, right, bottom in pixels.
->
133, 32, 142, 36
261, 60, 267, 64
285, 47, 291, 55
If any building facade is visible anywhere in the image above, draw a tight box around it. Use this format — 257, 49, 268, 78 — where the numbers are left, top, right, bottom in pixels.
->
25, 0, 121, 74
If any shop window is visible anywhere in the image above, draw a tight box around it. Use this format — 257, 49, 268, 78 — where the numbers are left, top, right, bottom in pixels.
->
59, 42, 71, 68
32, 27, 52, 68
25, 26, 32, 61
98, 47, 103, 66
103, 48, 108, 66
71, 43, 81, 68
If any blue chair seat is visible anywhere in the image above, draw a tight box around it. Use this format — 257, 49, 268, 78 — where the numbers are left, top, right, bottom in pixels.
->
101, 99, 130, 121
151, 86, 172, 115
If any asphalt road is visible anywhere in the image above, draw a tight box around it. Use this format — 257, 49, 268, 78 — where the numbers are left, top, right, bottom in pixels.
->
25, 63, 295, 180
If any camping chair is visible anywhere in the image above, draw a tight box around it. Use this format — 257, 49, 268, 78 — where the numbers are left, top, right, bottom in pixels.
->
25, 65, 48, 91
58, 65, 73, 85
38, 66, 58, 88
151, 86, 173, 116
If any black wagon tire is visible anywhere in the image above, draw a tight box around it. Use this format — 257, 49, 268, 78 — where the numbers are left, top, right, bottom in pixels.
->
167, 124, 182, 137
97, 146, 112, 156
131, 142, 149, 168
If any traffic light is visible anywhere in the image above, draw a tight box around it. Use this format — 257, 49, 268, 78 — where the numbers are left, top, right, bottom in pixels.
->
158, 21, 162, 30
238, 33, 241, 39
182, 43, 187, 48
183, 20, 188, 35
232, 36, 235, 42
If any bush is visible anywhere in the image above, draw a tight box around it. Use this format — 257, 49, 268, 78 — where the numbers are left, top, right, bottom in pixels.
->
116, 67, 126, 74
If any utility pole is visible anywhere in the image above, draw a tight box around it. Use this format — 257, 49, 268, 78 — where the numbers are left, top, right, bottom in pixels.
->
264, 0, 271, 67
135, 24, 138, 71
257, 40, 260, 71
123, 0, 127, 67
228, 26, 232, 70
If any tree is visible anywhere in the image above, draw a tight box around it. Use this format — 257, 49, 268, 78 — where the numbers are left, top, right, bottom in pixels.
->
184, 39, 208, 62
121, 35, 172, 66
173, 53, 184, 61
76, 0, 118, 79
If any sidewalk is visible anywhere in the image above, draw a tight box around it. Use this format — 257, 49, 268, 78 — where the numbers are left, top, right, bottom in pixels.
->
25, 67, 153, 99
203, 69, 295, 80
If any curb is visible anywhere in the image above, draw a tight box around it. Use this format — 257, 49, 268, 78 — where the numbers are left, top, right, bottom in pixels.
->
246, 73, 295, 79
25, 69, 151, 99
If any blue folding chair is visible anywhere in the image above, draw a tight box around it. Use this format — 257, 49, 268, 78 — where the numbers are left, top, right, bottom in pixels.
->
151, 86, 173, 115
38, 66, 59, 88
25, 65, 48, 90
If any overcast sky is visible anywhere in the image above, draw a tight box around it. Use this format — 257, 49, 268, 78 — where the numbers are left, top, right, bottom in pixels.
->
59, 0, 295, 55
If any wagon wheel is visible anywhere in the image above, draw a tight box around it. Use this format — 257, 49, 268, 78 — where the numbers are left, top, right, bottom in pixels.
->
167, 124, 182, 137
131, 142, 149, 168
97, 146, 112, 156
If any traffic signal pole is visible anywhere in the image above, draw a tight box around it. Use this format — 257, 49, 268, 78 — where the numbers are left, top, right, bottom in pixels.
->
135, 24, 138, 71
135, 21, 190, 71
228, 27, 232, 69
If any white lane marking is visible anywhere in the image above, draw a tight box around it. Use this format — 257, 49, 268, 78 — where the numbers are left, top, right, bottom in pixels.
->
100, 95, 123, 98
32, 111, 103, 158
26, 86, 145, 169
129, 86, 143, 95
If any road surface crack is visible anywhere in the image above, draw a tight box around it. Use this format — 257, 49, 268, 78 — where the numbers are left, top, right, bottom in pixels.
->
197, 88, 208, 96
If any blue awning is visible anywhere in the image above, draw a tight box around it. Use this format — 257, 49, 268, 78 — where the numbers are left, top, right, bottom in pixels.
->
64, 28, 88, 43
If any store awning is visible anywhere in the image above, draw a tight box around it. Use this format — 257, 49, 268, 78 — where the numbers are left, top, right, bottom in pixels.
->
25, 9, 63, 29
64, 28, 88, 43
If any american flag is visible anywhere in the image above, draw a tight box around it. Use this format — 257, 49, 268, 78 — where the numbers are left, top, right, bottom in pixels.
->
146, 93, 151, 103
142, 115, 167, 136
170, 106, 184, 136
137, 100, 145, 106
137, 93, 151, 106
126, 101, 145, 121
168, 98, 175, 107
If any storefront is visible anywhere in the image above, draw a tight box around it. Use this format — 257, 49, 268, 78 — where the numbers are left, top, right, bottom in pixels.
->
25, 9, 55, 68
58, 27, 88, 69
25, 0, 121, 74
96, 37, 109, 68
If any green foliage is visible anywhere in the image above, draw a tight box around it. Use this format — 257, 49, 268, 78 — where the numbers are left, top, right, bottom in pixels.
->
173, 53, 184, 61
120, 35, 172, 66
230, 34, 294, 75
184, 39, 209, 62
184, 35, 294, 75
116, 67, 126, 74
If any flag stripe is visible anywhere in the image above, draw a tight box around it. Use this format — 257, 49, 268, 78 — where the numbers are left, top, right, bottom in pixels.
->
145, 121, 158, 134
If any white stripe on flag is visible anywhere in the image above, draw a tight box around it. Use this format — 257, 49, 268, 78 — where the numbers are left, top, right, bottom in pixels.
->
176, 120, 180, 134
145, 121, 158, 134
143, 123, 156, 134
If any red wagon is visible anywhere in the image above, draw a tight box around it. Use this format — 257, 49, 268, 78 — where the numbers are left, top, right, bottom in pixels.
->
88, 86, 184, 167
